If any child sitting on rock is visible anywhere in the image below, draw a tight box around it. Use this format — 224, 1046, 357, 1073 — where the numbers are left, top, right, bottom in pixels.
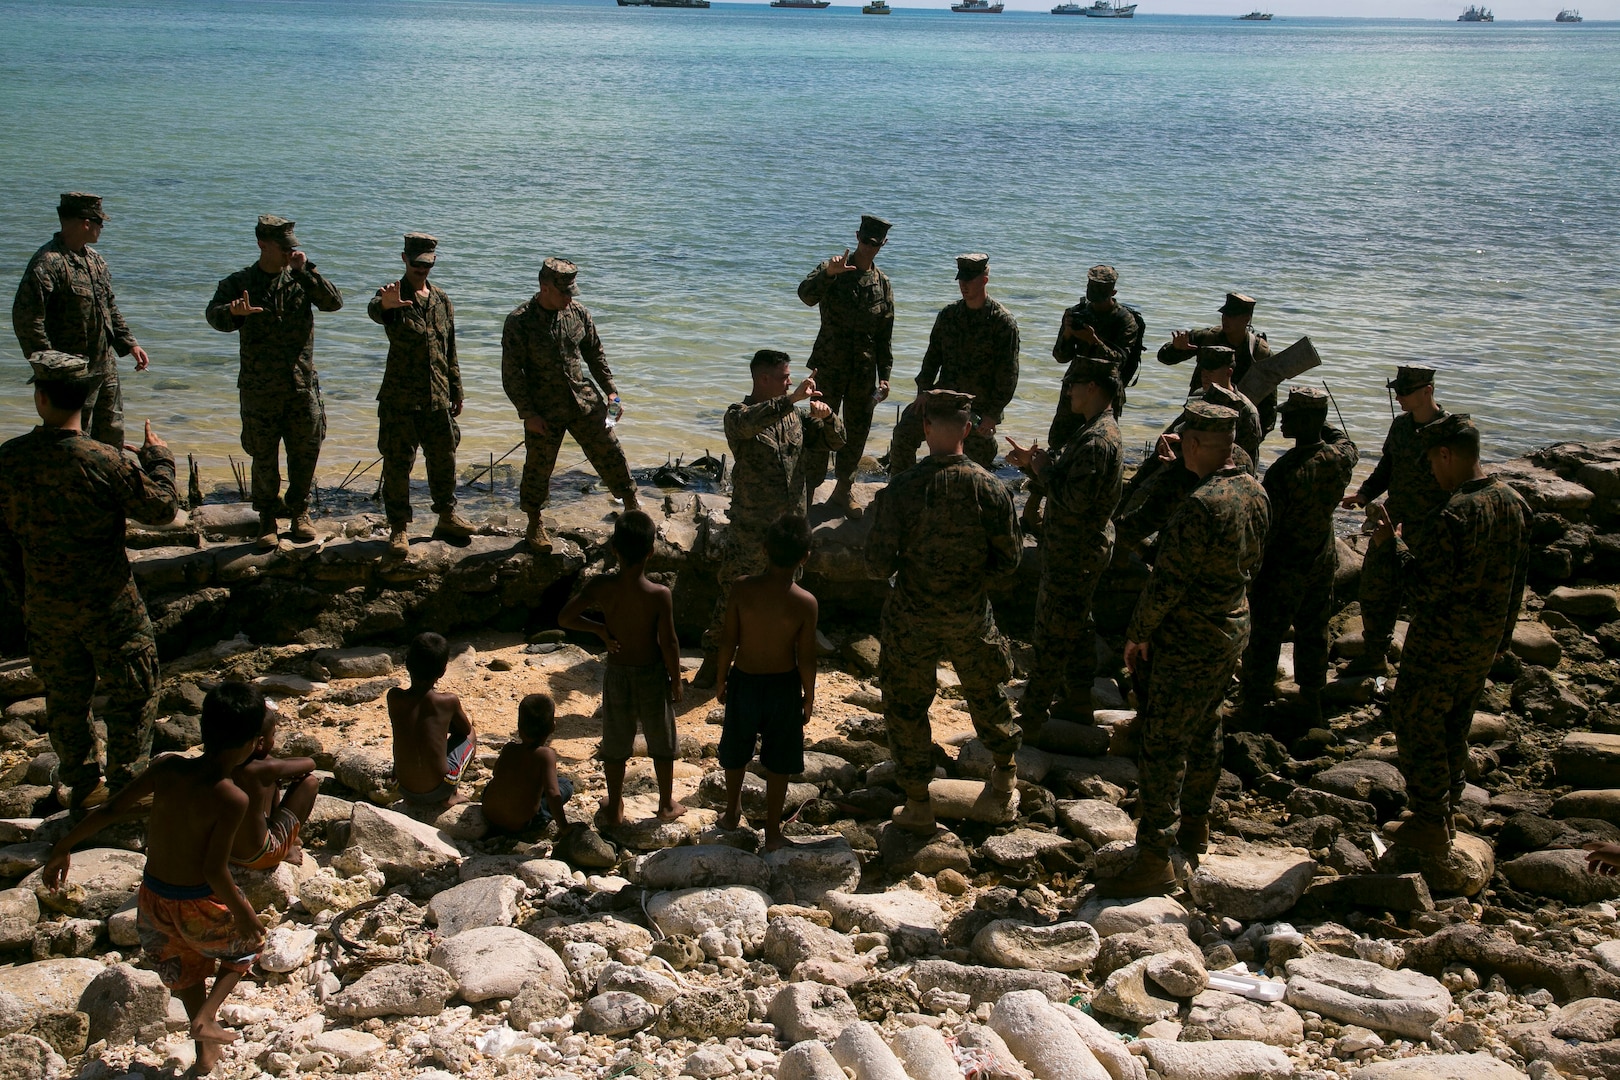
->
559, 510, 686, 827
42, 681, 267, 1077
388, 632, 477, 809
481, 693, 575, 834
224, 682, 319, 870
715, 513, 819, 851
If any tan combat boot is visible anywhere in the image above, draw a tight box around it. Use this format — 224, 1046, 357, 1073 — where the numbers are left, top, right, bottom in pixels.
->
1094, 848, 1177, 899
892, 796, 937, 836
827, 478, 863, 520
1382, 816, 1453, 855
433, 511, 475, 540
290, 511, 317, 542
1177, 815, 1210, 862
256, 514, 279, 549
388, 526, 409, 557
526, 511, 552, 554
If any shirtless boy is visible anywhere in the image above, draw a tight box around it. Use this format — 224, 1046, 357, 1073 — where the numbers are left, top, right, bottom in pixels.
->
388, 632, 477, 808
559, 510, 685, 826
224, 683, 319, 870
715, 513, 819, 851
481, 693, 576, 834
43, 682, 267, 1077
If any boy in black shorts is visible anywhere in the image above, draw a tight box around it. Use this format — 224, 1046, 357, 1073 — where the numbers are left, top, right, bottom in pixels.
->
715, 514, 819, 851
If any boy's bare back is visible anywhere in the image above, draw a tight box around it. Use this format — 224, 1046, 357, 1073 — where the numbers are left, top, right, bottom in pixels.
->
146, 754, 249, 887
585, 572, 674, 668
388, 686, 468, 795
482, 742, 559, 832
730, 575, 818, 675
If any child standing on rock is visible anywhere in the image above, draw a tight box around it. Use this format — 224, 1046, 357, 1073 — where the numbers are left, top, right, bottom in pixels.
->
559, 510, 686, 827
715, 513, 819, 851
481, 692, 576, 834
42, 682, 267, 1077
225, 682, 319, 870
388, 632, 477, 809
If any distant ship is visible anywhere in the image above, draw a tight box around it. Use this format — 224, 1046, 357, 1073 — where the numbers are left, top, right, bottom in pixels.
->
1556, 8, 1582, 21
770, 0, 831, 8
1236, 10, 1273, 19
952, 0, 1005, 11
1053, 2, 1137, 15
618, 0, 711, 7
863, 0, 891, 11
1458, 6, 1494, 20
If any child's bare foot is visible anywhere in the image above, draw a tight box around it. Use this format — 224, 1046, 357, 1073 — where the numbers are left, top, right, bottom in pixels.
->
655, 800, 689, 822
596, 801, 627, 829
718, 810, 743, 831
190, 1017, 240, 1046
442, 791, 466, 808
188, 1042, 220, 1078
286, 842, 306, 867
763, 833, 788, 853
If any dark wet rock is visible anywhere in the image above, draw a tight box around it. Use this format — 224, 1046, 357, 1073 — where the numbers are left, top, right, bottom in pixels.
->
1512, 668, 1590, 727
1311, 759, 1407, 819
1401, 923, 1620, 1002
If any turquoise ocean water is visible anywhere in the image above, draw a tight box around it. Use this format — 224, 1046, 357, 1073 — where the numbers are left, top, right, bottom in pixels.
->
2, 1, 1617, 493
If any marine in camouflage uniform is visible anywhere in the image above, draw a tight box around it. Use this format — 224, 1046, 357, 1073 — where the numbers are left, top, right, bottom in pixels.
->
797, 215, 895, 518
887, 255, 1019, 475
501, 258, 639, 552
12, 193, 150, 448
0, 352, 177, 809
1099, 402, 1269, 897
367, 233, 472, 552
1009, 359, 1124, 733
205, 215, 343, 546
1379, 414, 1529, 854
1047, 265, 1141, 443
1239, 387, 1359, 739
1157, 291, 1277, 434
866, 389, 1024, 834
693, 350, 848, 688
1344, 365, 1449, 675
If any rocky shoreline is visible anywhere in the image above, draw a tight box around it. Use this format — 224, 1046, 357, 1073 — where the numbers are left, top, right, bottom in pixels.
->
2, 443, 1620, 1079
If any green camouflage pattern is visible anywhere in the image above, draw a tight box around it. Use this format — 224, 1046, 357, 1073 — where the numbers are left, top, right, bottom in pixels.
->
1115, 439, 1256, 556
0, 429, 176, 792
1388, 475, 1530, 822
239, 387, 326, 516
1242, 426, 1359, 702
1020, 411, 1123, 722
13, 233, 140, 446
1157, 324, 1276, 433
378, 409, 460, 525
1127, 465, 1270, 853
369, 281, 462, 525
796, 263, 889, 489
1047, 299, 1141, 446
888, 298, 1020, 474
866, 454, 1023, 792
1355, 408, 1451, 648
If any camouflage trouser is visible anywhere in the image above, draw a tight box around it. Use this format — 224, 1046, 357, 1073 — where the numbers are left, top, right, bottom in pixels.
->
887, 401, 998, 476
881, 600, 1020, 795
1243, 556, 1334, 701
1360, 519, 1431, 649
27, 584, 158, 795
82, 363, 124, 449
379, 407, 460, 526
1135, 629, 1245, 855
703, 524, 771, 650
1389, 643, 1492, 823
803, 364, 877, 498
241, 385, 326, 516
1022, 555, 1108, 724
520, 401, 634, 512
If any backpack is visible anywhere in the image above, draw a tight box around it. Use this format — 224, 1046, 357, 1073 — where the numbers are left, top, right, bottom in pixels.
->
1121, 304, 1147, 389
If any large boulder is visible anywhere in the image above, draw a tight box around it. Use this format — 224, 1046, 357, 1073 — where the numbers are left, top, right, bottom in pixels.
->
1284, 953, 1450, 1039
764, 836, 862, 904
645, 886, 771, 953
577, 991, 657, 1037
768, 982, 860, 1044
1056, 800, 1136, 847
332, 745, 399, 804
1377, 833, 1495, 897
78, 963, 169, 1045
1075, 895, 1193, 938
1353, 1053, 1539, 1080
1502, 849, 1620, 903
988, 989, 1111, 1080
927, 778, 1019, 824
971, 919, 1100, 975
429, 926, 567, 1003
763, 916, 860, 974
634, 845, 769, 890
821, 890, 946, 957
1185, 989, 1305, 1046
1187, 850, 1315, 920
0, 1033, 65, 1080
653, 987, 749, 1040
1133, 1039, 1294, 1080
1503, 997, 1620, 1079
1311, 760, 1407, 818
909, 959, 1070, 1007
330, 963, 457, 1019
1557, 732, 1620, 789
343, 802, 462, 883
425, 874, 524, 938
22, 848, 143, 920
0, 958, 102, 1036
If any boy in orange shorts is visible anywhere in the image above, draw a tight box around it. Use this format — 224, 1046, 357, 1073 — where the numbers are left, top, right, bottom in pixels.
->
223, 683, 319, 870
43, 680, 266, 1076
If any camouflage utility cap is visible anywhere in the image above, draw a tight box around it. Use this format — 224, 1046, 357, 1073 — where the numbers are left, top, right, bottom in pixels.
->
403, 233, 438, 266
1065, 356, 1120, 388
255, 215, 298, 248
1279, 385, 1330, 413
539, 257, 579, 295
1197, 344, 1237, 371
57, 192, 107, 222
26, 350, 95, 385
1387, 364, 1437, 395
1183, 400, 1239, 433
1086, 265, 1117, 294
955, 254, 989, 281
1219, 292, 1257, 317
923, 388, 975, 420
1420, 412, 1477, 450
1202, 384, 1241, 409
857, 215, 892, 246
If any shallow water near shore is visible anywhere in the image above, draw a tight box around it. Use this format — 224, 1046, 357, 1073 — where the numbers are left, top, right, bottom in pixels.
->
3, 0, 1618, 497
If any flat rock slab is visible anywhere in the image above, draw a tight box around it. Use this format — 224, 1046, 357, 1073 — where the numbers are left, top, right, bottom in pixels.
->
1502, 849, 1620, 904
1134, 1038, 1295, 1080
1307, 873, 1434, 913
605, 795, 719, 850
1351, 1053, 1530, 1080
1311, 759, 1407, 818
926, 778, 1019, 824
429, 926, 567, 1003
1186, 989, 1305, 1046
910, 959, 1071, 1007
821, 890, 945, 955
971, 919, 1100, 974
1557, 732, 1620, 789
763, 836, 861, 904
981, 829, 1074, 869
646, 886, 772, 951
1075, 895, 1192, 938
634, 845, 769, 890
1544, 585, 1617, 620
956, 739, 1053, 786
1552, 788, 1620, 824
1057, 799, 1136, 847
1284, 953, 1450, 1039
426, 874, 524, 938
0, 957, 103, 1033
1187, 851, 1316, 920
22, 847, 144, 921
345, 802, 461, 883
